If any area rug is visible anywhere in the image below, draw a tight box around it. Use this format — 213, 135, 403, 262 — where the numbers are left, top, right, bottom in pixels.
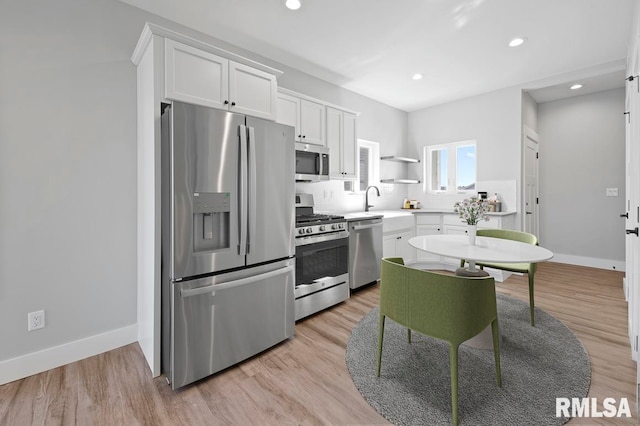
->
345, 294, 590, 425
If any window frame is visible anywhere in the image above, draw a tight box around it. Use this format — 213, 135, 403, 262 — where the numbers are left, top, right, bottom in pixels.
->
356, 139, 380, 193
424, 140, 477, 195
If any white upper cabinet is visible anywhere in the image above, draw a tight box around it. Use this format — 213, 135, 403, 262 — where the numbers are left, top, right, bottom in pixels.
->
276, 92, 301, 135
299, 99, 326, 145
327, 107, 357, 179
228, 62, 277, 120
165, 39, 277, 120
165, 39, 229, 110
276, 93, 326, 145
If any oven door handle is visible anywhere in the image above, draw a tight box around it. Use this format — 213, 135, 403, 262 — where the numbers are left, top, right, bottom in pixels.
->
295, 230, 349, 246
351, 222, 383, 231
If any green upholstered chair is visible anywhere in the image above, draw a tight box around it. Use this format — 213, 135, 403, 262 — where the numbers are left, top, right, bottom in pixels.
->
460, 229, 538, 326
377, 257, 501, 426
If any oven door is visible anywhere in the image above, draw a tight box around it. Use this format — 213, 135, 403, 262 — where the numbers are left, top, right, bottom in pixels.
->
295, 232, 349, 292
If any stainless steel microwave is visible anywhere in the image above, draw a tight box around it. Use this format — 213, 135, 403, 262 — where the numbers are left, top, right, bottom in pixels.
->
295, 143, 329, 181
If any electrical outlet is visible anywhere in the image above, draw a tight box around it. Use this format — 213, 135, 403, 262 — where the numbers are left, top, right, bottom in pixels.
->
28, 310, 45, 331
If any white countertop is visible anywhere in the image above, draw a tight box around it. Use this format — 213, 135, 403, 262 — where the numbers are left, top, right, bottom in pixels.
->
328, 208, 516, 221
411, 209, 516, 217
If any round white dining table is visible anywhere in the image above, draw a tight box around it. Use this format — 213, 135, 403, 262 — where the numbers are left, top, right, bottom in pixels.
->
408, 234, 554, 350
408, 234, 554, 276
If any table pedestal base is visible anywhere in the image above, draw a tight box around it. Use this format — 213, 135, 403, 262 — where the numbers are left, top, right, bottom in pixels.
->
455, 267, 490, 277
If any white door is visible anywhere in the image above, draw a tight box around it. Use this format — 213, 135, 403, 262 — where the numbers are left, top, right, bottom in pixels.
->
523, 127, 540, 237
626, 71, 640, 362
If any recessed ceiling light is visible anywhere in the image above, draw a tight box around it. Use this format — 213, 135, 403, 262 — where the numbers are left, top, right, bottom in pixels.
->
285, 0, 301, 10
570, 84, 583, 90
412, 73, 423, 80
508, 37, 526, 47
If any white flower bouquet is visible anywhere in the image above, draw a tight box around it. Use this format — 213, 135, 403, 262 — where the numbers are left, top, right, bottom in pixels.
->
453, 197, 490, 225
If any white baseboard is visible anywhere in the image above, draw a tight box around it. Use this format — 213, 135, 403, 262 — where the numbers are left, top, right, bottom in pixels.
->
0, 324, 138, 385
550, 253, 626, 272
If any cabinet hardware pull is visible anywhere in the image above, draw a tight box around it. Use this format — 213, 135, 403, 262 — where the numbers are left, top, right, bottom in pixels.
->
224, 100, 229, 105
231, 101, 236, 106
626, 227, 639, 236
620, 213, 629, 218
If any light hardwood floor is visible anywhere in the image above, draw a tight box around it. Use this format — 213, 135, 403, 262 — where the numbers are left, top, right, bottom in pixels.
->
0, 262, 636, 425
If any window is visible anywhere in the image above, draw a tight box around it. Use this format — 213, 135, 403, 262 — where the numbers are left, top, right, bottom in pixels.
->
424, 140, 476, 194
357, 139, 379, 192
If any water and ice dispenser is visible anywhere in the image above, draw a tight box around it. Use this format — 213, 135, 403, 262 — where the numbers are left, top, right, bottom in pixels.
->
192, 192, 230, 252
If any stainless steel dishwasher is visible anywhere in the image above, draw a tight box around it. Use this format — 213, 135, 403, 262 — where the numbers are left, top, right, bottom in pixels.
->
348, 216, 383, 289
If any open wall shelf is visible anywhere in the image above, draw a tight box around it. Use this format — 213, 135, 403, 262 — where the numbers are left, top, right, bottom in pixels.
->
380, 155, 420, 163
380, 178, 421, 184
380, 155, 421, 183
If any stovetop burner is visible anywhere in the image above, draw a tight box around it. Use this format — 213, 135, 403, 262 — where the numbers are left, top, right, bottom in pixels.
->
295, 213, 345, 225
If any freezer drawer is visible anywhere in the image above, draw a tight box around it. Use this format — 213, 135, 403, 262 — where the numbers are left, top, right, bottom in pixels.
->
168, 262, 294, 389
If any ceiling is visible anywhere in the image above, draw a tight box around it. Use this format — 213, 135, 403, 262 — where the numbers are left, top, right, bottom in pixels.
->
121, 0, 636, 112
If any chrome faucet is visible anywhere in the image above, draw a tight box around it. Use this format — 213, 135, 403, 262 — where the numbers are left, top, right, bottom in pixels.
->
365, 185, 380, 212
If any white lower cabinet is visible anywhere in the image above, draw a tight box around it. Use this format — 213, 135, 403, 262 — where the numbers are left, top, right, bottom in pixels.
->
415, 213, 442, 263
382, 215, 415, 263
383, 230, 414, 263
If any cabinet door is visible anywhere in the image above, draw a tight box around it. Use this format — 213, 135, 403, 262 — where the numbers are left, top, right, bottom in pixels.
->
383, 233, 398, 258
326, 107, 343, 178
443, 225, 468, 235
415, 225, 441, 262
342, 112, 357, 179
396, 231, 415, 264
383, 230, 414, 263
165, 39, 228, 109
276, 93, 301, 139
299, 99, 325, 146
229, 61, 277, 121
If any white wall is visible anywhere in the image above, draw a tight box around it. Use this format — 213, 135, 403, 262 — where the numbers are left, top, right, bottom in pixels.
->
538, 88, 626, 266
522, 91, 539, 132
0, 0, 408, 382
406, 87, 523, 214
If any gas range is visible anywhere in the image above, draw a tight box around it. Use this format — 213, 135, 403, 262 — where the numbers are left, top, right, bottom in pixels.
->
296, 214, 346, 237
295, 194, 347, 239
293, 193, 350, 321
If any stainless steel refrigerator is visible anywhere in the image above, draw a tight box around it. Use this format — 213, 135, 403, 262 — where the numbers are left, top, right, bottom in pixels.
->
161, 101, 295, 389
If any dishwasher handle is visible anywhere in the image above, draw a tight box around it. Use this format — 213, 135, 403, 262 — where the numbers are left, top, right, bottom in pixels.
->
352, 221, 383, 231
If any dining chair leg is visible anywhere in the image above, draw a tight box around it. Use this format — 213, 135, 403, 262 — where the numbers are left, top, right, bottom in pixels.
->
407, 328, 412, 343
528, 273, 535, 326
491, 319, 502, 387
376, 315, 386, 377
449, 344, 459, 426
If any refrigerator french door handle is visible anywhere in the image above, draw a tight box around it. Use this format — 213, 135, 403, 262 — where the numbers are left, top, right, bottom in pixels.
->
179, 264, 294, 298
239, 125, 248, 256
248, 126, 257, 254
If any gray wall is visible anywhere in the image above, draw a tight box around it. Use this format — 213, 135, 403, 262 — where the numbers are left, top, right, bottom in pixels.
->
538, 88, 626, 263
0, 0, 407, 367
406, 87, 523, 212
